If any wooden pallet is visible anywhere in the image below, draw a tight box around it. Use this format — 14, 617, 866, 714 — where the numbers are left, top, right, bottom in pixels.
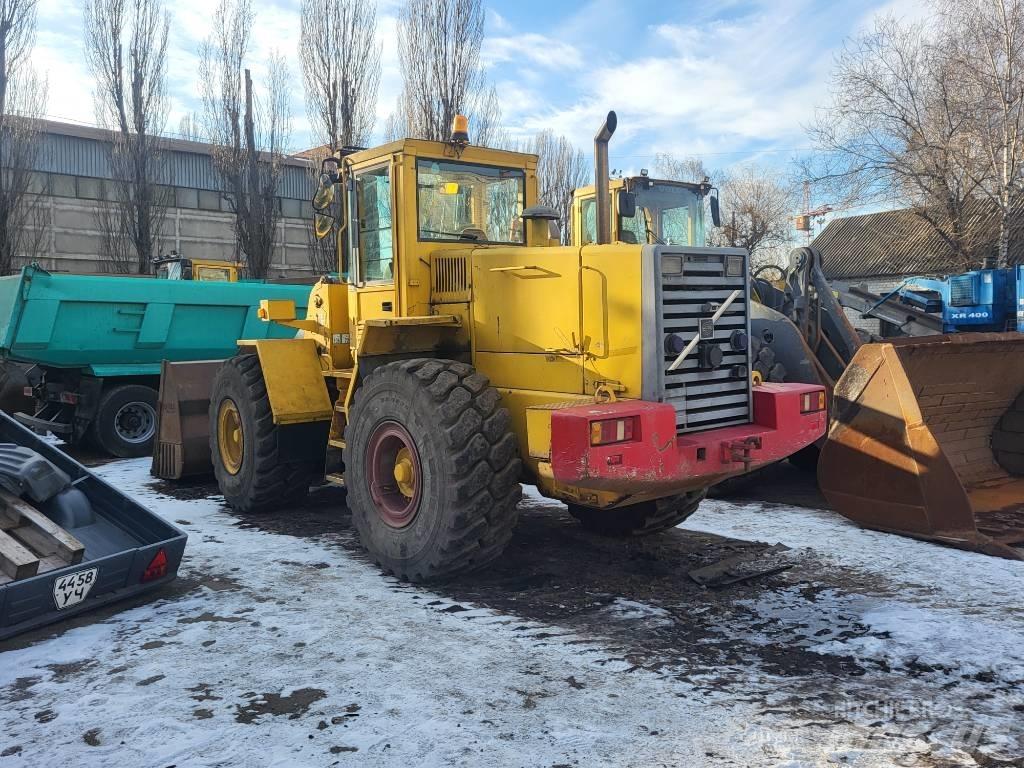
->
0, 489, 85, 586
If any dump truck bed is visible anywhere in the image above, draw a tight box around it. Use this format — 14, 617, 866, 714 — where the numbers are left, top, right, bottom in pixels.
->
0, 265, 310, 375
0, 413, 186, 639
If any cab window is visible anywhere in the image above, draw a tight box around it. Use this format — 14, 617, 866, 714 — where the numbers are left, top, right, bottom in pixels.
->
195, 266, 233, 282
156, 261, 182, 280
580, 198, 596, 245
416, 160, 525, 244
356, 165, 394, 281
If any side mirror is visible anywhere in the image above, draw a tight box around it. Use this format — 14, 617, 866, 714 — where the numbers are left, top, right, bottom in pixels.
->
618, 189, 636, 219
313, 212, 336, 241
321, 156, 340, 184
313, 156, 340, 212
709, 193, 721, 228
313, 173, 336, 212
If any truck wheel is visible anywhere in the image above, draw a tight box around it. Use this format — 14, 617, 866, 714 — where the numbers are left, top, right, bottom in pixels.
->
345, 359, 521, 582
91, 384, 158, 458
569, 490, 706, 537
209, 355, 316, 512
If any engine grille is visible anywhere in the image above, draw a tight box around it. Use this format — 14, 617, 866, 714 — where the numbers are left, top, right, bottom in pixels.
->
658, 250, 752, 432
949, 274, 977, 307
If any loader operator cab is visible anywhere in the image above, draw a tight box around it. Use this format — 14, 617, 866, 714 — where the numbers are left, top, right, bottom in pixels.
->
305, 125, 544, 352
571, 175, 720, 247
153, 254, 239, 282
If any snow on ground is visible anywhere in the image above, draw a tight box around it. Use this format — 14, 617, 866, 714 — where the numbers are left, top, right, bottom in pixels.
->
688, 499, 1024, 681
0, 462, 1021, 767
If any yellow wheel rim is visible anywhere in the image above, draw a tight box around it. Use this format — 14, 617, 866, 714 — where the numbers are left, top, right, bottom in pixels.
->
217, 399, 243, 475
393, 447, 416, 498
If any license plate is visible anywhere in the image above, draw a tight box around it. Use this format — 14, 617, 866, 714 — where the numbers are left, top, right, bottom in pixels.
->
53, 568, 98, 610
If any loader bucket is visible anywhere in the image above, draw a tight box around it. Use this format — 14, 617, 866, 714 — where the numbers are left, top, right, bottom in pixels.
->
151, 360, 222, 480
818, 333, 1024, 559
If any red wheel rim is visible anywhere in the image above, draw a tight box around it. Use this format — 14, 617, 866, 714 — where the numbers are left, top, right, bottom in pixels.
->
365, 421, 422, 528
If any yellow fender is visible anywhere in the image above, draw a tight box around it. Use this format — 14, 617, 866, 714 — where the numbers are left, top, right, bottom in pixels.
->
248, 338, 333, 425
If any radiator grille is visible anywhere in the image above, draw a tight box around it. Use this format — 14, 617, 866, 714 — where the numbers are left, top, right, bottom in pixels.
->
431, 253, 470, 302
949, 274, 977, 307
660, 251, 751, 432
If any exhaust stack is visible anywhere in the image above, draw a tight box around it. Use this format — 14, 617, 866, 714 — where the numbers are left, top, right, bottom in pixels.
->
594, 111, 617, 245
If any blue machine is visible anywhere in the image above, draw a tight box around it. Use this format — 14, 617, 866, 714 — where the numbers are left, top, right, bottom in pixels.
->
894, 266, 1024, 333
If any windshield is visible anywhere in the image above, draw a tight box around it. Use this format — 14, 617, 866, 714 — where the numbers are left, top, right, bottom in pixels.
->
156, 261, 182, 280
195, 265, 233, 282
416, 159, 525, 244
620, 183, 705, 246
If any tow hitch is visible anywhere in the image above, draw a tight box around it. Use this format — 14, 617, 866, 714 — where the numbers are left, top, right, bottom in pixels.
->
722, 436, 762, 469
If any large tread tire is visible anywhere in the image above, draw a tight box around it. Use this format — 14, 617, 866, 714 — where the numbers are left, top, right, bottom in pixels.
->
569, 489, 706, 537
345, 359, 521, 582
210, 355, 316, 512
90, 384, 158, 458
993, 393, 1024, 475
787, 443, 821, 472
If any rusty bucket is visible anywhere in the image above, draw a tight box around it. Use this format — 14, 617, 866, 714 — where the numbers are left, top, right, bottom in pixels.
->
151, 360, 223, 480
818, 333, 1024, 559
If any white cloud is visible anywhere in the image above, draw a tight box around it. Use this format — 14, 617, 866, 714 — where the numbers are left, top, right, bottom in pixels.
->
499, 0, 906, 171
483, 33, 583, 71
26, 0, 932, 167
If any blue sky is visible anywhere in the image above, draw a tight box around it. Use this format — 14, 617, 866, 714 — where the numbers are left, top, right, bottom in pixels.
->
33, 0, 928, 177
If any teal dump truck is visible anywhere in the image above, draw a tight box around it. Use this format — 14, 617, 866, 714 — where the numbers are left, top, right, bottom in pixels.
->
0, 264, 310, 457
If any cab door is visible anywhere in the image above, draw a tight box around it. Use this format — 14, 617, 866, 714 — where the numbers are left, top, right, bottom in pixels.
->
349, 162, 398, 335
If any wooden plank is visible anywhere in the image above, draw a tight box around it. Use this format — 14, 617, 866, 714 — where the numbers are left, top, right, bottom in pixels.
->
0, 529, 39, 581
36, 554, 70, 575
0, 489, 85, 565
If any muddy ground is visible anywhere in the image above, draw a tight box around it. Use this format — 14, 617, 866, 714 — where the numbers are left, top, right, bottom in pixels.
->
1, 456, 1021, 767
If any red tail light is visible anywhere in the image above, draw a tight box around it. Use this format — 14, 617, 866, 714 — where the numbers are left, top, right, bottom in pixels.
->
59, 391, 79, 405
141, 549, 168, 582
800, 390, 827, 414
590, 416, 637, 446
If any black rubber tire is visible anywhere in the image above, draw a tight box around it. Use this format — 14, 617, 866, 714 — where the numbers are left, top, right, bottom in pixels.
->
993, 393, 1024, 475
788, 443, 821, 472
0, 362, 32, 416
569, 489, 706, 537
90, 384, 158, 458
345, 359, 521, 582
209, 355, 317, 512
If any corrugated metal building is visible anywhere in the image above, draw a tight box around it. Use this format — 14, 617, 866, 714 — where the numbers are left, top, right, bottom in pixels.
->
812, 204, 1024, 334
17, 119, 318, 276
31, 119, 312, 204
813, 204, 1023, 281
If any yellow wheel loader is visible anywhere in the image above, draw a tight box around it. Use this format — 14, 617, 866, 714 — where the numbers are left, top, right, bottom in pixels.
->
576, 175, 1024, 559
174, 112, 826, 582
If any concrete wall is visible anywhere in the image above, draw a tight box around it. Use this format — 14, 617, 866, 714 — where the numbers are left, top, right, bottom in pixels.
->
21, 193, 320, 278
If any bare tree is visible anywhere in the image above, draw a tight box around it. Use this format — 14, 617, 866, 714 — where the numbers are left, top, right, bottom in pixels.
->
805, 14, 992, 270
940, 0, 1024, 267
177, 112, 203, 142
709, 165, 796, 267
200, 0, 292, 278
0, 0, 47, 274
300, 0, 379, 151
524, 130, 588, 244
653, 153, 723, 247
388, 0, 502, 144
84, 0, 170, 273
653, 153, 713, 185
